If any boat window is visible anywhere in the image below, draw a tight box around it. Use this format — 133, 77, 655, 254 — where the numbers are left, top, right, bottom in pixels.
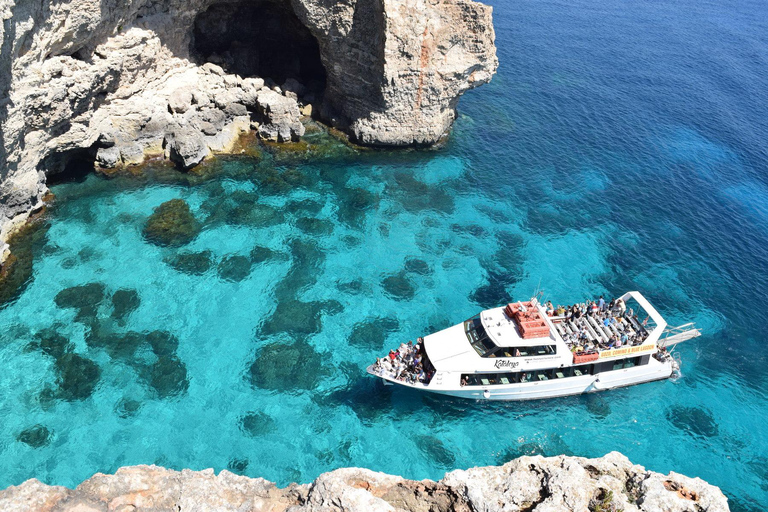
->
464, 315, 497, 356
491, 344, 557, 358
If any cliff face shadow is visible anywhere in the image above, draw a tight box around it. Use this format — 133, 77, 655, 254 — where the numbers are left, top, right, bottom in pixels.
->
192, 0, 326, 96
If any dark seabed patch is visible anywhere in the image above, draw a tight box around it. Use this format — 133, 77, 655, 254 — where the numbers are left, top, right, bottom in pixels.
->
249, 245, 282, 264
471, 269, 517, 309
140, 355, 189, 398
142, 199, 201, 247
415, 435, 456, 468
54, 282, 107, 322
584, 394, 611, 419
248, 340, 326, 391
667, 405, 719, 438
261, 300, 325, 337
348, 317, 400, 349
295, 216, 334, 236
217, 255, 253, 282
239, 411, 277, 437
227, 457, 249, 474
115, 397, 142, 418
17, 425, 52, 448
165, 251, 214, 275
382, 271, 416, 300
111, 289, 140, 324
404, 257, 431, 276
55, 352, 102, 401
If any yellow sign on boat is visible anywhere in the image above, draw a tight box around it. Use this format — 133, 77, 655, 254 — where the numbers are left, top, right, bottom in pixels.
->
598, 343, 655, 359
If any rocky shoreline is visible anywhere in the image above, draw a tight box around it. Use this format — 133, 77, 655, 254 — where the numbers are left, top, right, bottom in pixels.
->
0, 0, 498, 262
0, 452, 729, 511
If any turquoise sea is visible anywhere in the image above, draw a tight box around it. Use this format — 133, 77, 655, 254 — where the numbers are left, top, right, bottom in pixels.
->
2, 0, 767, 510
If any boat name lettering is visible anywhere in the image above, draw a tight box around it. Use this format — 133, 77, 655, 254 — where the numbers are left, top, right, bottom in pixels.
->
494, 360, 520, 369
598, 344, 655, 359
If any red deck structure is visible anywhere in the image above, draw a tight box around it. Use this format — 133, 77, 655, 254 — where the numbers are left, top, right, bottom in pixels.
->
504, 301, 551, 339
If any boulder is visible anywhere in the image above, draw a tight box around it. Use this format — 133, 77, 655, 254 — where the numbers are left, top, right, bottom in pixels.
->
95, 146, 120, 168
165, 126, 209, 170
168, 87, 194, 114
282, 78, 307, 97
255, 89, 305, 142
142, 199, 201, 247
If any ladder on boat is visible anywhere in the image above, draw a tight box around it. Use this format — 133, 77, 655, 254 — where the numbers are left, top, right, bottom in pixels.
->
658, 322, 701, 348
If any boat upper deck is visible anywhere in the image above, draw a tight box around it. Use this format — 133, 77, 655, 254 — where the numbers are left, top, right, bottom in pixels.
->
422, 291, 668, 373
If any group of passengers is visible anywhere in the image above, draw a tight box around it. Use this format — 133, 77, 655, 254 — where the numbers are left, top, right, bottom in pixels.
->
545, 295, 649, 354
372, 338, 434, 385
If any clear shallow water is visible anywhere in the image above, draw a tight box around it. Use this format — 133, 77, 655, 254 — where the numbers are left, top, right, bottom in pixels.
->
2, 0, 768, 510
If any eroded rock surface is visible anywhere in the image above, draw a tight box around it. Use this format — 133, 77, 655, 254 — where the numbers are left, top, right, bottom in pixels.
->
0, 0, 498, 259
0, 453, 729, 512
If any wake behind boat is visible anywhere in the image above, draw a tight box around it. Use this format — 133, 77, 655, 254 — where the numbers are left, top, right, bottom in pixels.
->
367, 291, 700, 400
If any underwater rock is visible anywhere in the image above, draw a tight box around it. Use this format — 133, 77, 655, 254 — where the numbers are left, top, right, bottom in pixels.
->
227, 458, 249, 475
33, 329, 73, 359
471, 269, 517, 309
248, 340, 325, 391
295, 217, 334, 236
165, 250, 214, 275
54, 282, 107, 321
115, 398, 142, 419
249, 245, 279, 264
142, 199, 201, 247
667, 405, 719, 438
335, 187, 378, 226
146, 330, 180, 357
415, 435, 456, 468
141, 355, 189, 399
284, 199, 324, 216
382, 271, 416, 300
584, 394, 612, 419
55, 353, 102, 401
111, 289, 141, 323
239, 412, 277, 437
337, 278, 364, 294
253, 167, 292, 195
86, 327, 142, 360
16, 425, 52, 448
348, 317, 400, 349
404, 257, 431, 276
451, 223, 486, 237
392, 172, 455, 214
217, 255, 253, 282
261, 300, 324, 337
320, 299, 344, 316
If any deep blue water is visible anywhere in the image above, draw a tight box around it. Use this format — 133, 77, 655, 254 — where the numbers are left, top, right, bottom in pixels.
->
2, 0, 768, 510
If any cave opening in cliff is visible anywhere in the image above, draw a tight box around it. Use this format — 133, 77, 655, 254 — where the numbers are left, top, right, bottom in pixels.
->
42, 146, 97, 185
192, 0, 326, 98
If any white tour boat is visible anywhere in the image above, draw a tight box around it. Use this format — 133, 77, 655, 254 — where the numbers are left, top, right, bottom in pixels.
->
367, 291, 700, 400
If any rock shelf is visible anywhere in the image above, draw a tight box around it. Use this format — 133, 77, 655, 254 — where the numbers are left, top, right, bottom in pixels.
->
0, 452, 729, 511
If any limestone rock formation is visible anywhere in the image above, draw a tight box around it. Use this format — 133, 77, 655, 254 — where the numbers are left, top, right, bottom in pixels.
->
0, 0, 498, 261
0, 453, 729, 512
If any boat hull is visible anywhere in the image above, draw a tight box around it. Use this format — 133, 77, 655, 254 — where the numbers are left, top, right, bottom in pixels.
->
370, 358, 673, 401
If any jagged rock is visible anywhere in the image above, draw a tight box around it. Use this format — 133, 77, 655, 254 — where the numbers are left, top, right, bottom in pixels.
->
168, 87, 195, 114
0, 453, 729, 512
95, 146, 120, 168
165, 126, 209, 170
282, 78, 307, 98
255, 89, 305, 142
0, 0, 497, 260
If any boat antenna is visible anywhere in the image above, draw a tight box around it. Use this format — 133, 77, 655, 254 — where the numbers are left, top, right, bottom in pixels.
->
533, 277, 543, 302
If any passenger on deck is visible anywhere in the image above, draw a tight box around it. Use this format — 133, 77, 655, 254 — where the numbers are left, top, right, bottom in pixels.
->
598, 295, 605, 311
546, 301, 554, 316
557, 305, 566, 316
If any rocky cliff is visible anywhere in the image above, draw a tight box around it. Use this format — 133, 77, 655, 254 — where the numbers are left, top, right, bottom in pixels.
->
0, 0, 498, 259
0, 452, 729, 512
